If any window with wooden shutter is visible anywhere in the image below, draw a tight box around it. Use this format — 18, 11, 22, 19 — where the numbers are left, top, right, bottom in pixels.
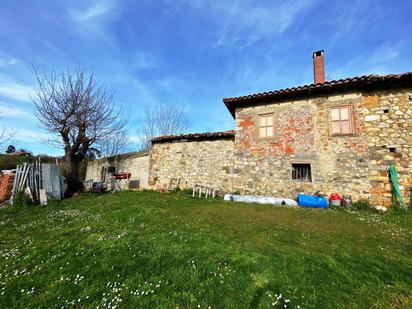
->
330, 106, 353, 135
259, 114, 274, 138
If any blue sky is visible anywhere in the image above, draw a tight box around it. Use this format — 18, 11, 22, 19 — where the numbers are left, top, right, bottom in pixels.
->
0, 0, 411, 155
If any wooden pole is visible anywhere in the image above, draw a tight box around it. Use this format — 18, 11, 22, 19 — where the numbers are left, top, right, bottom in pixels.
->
10, 165, 20, 205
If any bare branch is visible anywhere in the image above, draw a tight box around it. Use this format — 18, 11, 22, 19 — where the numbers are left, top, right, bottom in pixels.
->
136, 103, 189, 150
96, 129, 130, 158
0, 113, 17, 147
32, 66, 128, 192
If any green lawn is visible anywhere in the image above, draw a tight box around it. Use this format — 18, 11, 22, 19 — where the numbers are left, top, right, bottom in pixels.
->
0, 191, 411, 308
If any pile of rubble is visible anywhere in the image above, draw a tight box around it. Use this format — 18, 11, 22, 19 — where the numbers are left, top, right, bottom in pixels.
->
0, 171, 15, 203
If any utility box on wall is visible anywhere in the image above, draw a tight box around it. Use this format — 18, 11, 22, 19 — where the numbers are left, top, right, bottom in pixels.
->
128, 180, 140, 190
107, 166, 116, 174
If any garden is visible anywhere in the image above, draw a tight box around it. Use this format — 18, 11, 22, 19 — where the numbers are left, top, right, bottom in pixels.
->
0, 191, 411, 308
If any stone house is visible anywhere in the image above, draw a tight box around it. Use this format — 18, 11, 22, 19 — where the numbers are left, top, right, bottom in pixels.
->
87, 51, 412, 206
149, 51, 412, 206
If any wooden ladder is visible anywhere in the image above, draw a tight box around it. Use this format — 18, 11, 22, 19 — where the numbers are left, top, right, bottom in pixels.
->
168, 178, 181, 191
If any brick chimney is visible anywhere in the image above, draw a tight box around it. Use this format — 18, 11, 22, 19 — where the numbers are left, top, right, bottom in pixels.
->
313, 50, 325, 84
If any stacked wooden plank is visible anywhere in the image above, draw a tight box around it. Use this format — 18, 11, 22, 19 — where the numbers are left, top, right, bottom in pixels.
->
10, 159, 43, 205
8, 157, 64, 206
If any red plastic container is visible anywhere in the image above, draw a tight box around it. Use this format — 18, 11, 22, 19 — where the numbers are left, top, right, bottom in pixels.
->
329, 193, 342, 206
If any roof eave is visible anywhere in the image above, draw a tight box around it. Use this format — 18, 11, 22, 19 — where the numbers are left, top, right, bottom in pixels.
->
222, 72, 412, 119
223, 100, 236, 118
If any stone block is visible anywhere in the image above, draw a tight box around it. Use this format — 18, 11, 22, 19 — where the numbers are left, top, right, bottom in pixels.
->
365, 115, 380, 122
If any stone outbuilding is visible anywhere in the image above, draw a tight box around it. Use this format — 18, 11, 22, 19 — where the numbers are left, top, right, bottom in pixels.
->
149, 131, 235, 193
85, 151, 149, 190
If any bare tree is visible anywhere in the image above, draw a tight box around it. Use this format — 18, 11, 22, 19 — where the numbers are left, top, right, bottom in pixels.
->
98, 129, 130, 158
137, 103, 189, 150
32, 67, 127, 194
85, 130, 130, 160
0, 114, 17, 148
0, 127, 16, 147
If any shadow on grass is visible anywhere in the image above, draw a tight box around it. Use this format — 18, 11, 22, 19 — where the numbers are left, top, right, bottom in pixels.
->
250, 282, 283, 309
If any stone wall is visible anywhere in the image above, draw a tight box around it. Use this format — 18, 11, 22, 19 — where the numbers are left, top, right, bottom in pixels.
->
85, 88, 411, 206
149, 139, 235, 192
362, 90, 412, 206
85, 151, 149, 190
233, 89, 412, 205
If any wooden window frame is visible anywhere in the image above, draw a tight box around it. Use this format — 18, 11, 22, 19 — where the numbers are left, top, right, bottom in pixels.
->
258, 113, 275, 139
329, 105, 354, 136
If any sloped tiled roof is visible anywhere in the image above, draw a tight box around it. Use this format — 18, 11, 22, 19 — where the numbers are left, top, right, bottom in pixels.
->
223, 72, 412, 117
151, 130, 235, 144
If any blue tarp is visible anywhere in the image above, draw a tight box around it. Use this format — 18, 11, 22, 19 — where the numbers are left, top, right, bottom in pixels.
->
298, 194, 328, 208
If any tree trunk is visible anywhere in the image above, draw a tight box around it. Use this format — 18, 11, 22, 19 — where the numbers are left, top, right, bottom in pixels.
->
65, 155, 81, 195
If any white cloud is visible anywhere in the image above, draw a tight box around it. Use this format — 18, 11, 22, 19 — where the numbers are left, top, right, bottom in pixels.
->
0, 73, 35, 102
133, 51, 158, 70
0, 57, 19, 67
369, 47, 399, 63
0, 82, 35, 102
329, 43, 403, 80
158, 0, 316, 48
69, 0, 117, 23
12, 128, 48, 143
213, 0, 316, 48
0, 104, 31, 118
128, 134, 142, 143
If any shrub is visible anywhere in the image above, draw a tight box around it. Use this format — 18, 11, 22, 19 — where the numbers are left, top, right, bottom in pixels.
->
392, 202, 407, 214
351, 199, 373, 211
13, 190, 35, 207
0, 154, 33, 170
180, 188, 193, 196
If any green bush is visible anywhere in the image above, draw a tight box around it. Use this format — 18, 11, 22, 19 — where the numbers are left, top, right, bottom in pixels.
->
0, 154, 33, 170
392, 202, 407, 214
13, 190, 35, 206
351, 199, 373, 211
180, 188, 193, 196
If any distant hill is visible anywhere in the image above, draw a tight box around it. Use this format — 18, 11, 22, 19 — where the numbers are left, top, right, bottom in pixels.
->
0, 154, 88, 181
0, 154, 33, 170
0, 154, 60, 171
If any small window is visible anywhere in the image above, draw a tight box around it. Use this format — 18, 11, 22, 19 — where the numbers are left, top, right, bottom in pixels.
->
259, 114, 274, 138
330, 106, 353, 135
292, 163, 312, 182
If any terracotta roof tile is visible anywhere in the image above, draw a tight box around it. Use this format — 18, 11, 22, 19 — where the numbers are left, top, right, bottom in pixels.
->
151, 130, 235, 143
223, 72, 412, 117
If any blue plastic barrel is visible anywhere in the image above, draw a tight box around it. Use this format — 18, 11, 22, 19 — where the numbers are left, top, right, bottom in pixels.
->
298, 194, 328, 208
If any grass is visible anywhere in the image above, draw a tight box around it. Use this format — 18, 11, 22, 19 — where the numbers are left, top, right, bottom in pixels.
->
0, 191, 411, 308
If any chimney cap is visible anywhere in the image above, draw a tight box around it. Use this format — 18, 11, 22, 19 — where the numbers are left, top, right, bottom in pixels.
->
313, 50, 324, 58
